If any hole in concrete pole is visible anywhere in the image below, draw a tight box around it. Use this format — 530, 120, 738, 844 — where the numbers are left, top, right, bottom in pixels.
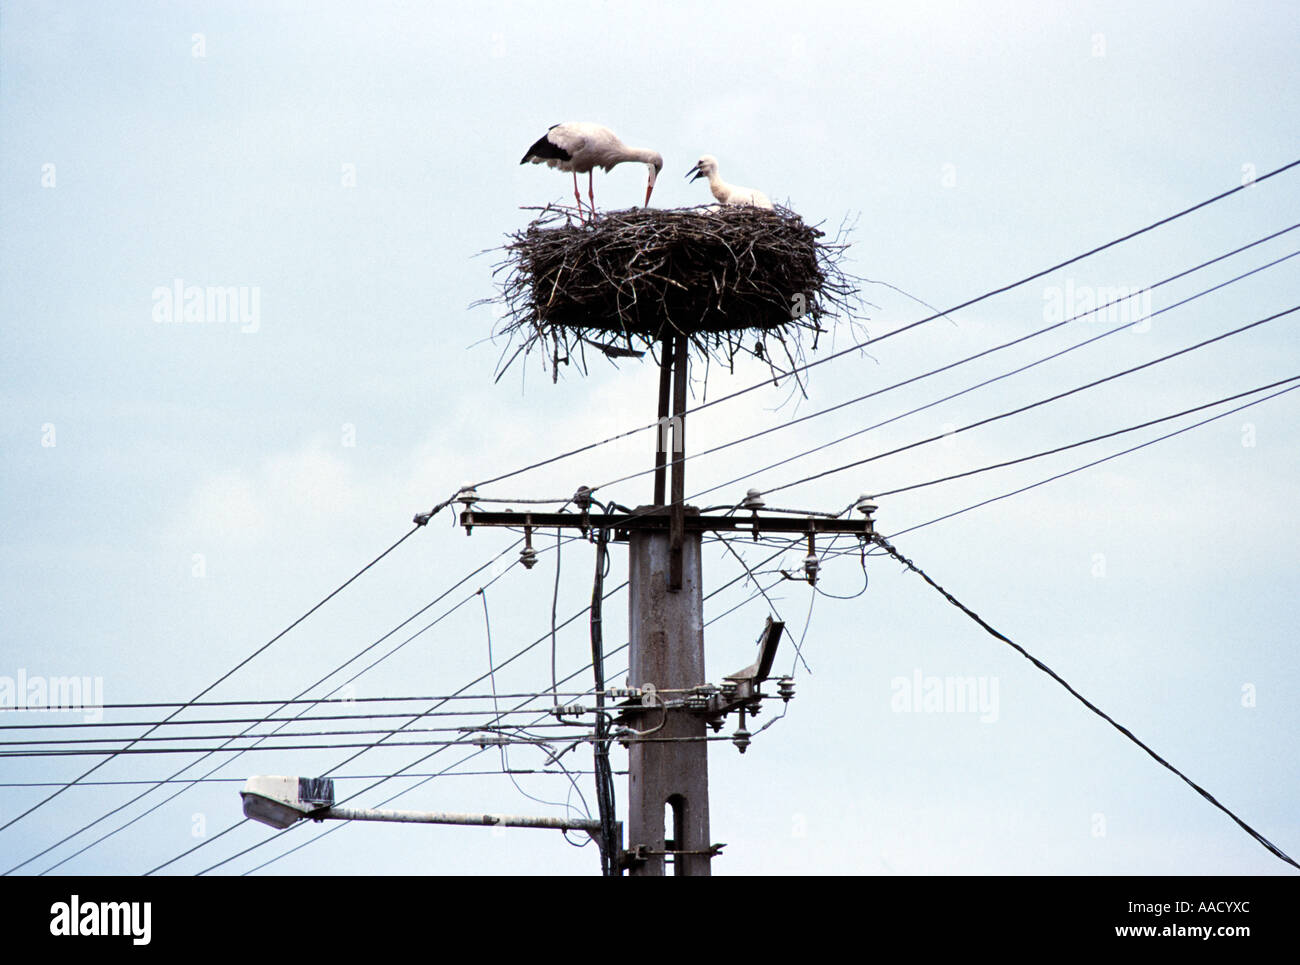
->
666, 794, 685, 876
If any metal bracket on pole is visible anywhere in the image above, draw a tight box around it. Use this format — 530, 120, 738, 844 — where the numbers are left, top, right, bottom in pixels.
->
702, 616, 787, 725
458, 510, 873, 540
621, 841, 726, 870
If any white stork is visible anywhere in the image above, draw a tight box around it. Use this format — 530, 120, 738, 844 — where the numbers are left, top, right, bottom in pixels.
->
686, 155, 774, 209
520, 122, 663, 221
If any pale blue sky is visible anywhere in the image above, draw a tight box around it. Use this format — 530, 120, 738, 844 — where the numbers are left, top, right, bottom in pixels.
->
2, 1, 1297, 875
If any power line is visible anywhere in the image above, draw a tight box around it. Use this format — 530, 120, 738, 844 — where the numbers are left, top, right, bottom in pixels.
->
870, 375, 1300, 499
759, 304, 1298, 499
192, 543, 795, 875
588, 524, 619, 875
15, 534, 531, 875
0, 719, 601, 749
224, 378, 1300, 875
871, 533, 1299, 871
0, 522, 428, 844
579, 229, 1300, 495
478, 586, 592, 822
0, 691, 614, 714
878, 380, 1300, 542
142, 574, 634, 875
0, 704, 622, 733
0, 770, 626, 788
454, 255, 1296, 571
555, 299, 1296, 539
463, 159, 1300, 493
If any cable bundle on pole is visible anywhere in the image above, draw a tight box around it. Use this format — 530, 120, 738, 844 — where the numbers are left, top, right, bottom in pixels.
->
589, 527, 619, 875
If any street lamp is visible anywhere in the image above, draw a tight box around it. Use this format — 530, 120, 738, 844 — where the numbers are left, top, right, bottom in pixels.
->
240, 775, 335, 829
240, 774, 620, 843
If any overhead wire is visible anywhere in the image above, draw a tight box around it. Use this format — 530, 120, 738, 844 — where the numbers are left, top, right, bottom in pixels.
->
457, 245, 1297, 565
79, 164, 1300, 875
582, 231, 1300, 496
200, 542, 796, 875
869, 375, 1300, 500
871, 533, 1299, 871
0, 522, 429, 844
588, 521, 619, 875
875, 379, 1300, 543
0, 769, 626, 789
207, 361, 1300, 875
478, 586, 590, 821
464, 159, 1300, 493
20, 534, 545, 875
756, 304, 1299, 500
142, 574, 633, 875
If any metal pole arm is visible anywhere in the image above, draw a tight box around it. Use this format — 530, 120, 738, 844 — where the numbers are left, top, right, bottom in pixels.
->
319, 805, 614, 836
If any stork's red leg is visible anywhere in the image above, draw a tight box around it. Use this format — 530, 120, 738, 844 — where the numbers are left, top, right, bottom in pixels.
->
588, 170, 595, 220
572, 171, 586, 222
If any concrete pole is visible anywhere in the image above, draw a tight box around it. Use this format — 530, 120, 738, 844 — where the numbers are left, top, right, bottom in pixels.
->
627, 520, 711, 875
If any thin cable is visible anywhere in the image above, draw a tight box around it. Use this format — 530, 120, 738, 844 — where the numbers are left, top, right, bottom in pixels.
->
0, 522, 427, 862
762, 304, 1299, 498
872, 375, 1300, 499
551, 530, 563, 708
717, 536, 811, 674
0, 691, 609, 712
586, 231, 1300, 495
479, 588, 580, 817
205, 542, 795, 875
0, 704, 597, 729
882, 381, 1300, 542
0, 770, 625, 788
0, 719, 598, 749
148, 576, 632, 875
872, 534, 1298, 871
468, 160, 1300, 491
589, 526, 619, 875
26, 536, 528, 876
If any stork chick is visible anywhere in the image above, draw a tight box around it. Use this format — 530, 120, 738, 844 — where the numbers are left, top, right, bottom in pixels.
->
686, 155, 773, 209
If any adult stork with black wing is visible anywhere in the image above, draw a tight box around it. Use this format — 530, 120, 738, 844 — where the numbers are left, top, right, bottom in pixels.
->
521, 122, 663, 222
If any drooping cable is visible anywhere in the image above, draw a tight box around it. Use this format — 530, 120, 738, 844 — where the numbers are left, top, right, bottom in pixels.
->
871, 534, 1299, 871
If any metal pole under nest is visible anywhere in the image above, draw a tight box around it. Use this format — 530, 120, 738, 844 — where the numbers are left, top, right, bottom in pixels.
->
653, 333, 672, 507
668, 333, 688, 593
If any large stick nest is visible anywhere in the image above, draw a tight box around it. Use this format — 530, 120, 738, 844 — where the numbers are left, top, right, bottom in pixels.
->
482, 205, 866, 381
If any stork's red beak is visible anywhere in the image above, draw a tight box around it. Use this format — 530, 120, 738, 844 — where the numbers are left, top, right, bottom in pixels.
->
645, 182, 655, 207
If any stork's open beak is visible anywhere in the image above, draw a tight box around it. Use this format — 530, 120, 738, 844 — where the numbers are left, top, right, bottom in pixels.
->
686, 165, 703, 181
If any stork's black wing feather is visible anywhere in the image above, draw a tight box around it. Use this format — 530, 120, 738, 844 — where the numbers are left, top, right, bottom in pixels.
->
520, 128, 572, 165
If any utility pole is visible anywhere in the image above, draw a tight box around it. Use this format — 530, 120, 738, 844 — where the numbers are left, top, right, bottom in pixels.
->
626, 333, 710, 874
625, 510, 710, 874
456, 333, 874, 875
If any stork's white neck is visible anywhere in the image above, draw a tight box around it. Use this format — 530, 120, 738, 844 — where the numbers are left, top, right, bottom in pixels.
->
631, 148, 663, 187
705, 171, 732, 201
